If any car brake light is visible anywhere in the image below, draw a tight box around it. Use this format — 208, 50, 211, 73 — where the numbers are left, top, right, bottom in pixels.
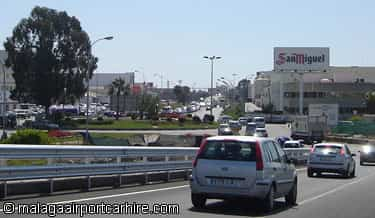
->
193, 139, 207, 167
340, 148, 345, 156
255, 141, 263, 171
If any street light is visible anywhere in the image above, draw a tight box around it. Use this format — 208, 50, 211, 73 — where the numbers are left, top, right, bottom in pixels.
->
0, 59, 7, 139
203, 56, 221, 116
85, 36, 114, 144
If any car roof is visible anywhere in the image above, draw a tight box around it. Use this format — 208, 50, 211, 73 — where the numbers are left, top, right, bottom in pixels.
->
284, 140, 300, 144
314, 143, 344, 147
276, 136, 290, 139
206, 136, 269, 143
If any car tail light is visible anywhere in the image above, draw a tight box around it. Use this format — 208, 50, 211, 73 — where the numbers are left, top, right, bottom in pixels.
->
340, 148, 345, 156
310, 146, 315, 153
193, 139, 207, 168
255, 141, 263, 171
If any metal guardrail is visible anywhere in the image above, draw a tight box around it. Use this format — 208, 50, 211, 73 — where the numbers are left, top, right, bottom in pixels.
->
0, 144, 197, 198
0, 144, 310, 198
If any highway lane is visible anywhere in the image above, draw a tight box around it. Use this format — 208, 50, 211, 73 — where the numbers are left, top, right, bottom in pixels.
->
2, 155, 375, 218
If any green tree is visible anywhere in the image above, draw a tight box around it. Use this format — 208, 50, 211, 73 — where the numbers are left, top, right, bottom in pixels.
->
108, 78, 129, 120
137, 94, 159, 120
4, 6, 97, 115
173, 85, 191, 105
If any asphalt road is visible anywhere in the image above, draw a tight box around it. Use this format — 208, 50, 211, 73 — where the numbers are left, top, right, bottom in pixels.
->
1, 154, 374, 218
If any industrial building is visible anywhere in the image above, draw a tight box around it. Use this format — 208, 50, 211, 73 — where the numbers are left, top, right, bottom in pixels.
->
254, 47, 375, 117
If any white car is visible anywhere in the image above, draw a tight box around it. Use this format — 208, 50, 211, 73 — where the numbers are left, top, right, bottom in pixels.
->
254, 128, 268, 137
253, 116, 266, 128
283, 140, 303, 148
307, 143, 356, 178
190, 136, 297, 212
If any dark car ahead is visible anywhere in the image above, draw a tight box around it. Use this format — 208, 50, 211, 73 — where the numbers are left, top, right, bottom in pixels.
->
360, 145, 375, 165
275, 136, 291, 147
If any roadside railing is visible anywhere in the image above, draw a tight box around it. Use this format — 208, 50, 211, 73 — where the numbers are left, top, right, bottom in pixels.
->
0, 144, 310, 198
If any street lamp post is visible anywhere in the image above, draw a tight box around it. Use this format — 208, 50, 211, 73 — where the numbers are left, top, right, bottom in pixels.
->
0, 60, 7, 139
85, 36, 113, 144
203, 56, 221, 116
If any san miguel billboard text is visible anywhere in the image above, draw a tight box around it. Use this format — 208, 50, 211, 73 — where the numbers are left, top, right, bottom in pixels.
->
274, 47, 329, 71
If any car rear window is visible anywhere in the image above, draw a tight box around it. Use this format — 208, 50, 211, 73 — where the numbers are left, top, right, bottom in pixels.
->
255, 118, 264, 122
256, 129, 266, 132
284, 143, 299, 148
314, 145, 342, 154
199, 140, 256, 161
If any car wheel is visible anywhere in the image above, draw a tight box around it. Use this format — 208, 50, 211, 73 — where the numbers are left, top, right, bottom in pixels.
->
350, 167, 355, 178
343, 167, 350, 178
263, 185, 275, 212
307, 168, 314, 177
191, 193, 206, 209
285, 180, 297, 206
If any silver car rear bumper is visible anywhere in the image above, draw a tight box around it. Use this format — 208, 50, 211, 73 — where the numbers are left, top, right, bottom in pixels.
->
190, 178, 271, 199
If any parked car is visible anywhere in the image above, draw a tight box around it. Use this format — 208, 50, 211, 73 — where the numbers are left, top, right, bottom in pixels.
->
238, 117, 248, 126
228, 120, 241, 133
190, 136, 298, 212
31, 120, 59, 130
254, 128, 268, 137
104, 110, 116, 117
217, 123, 233, 136
245, 122, 257, 136
307, 143, 356, 178
360, 144, 375, 165
283, 140, 303, 148
218, 115, 232, 124
253, 116, 266, 128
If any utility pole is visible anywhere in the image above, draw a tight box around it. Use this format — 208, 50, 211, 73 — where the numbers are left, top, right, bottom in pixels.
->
203, 56, 222, 116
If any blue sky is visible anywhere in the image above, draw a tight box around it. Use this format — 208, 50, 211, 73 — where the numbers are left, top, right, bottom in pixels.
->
1, 0, 375, 88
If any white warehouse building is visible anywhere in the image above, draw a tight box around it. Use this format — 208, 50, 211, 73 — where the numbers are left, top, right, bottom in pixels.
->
254, 47, 375, 116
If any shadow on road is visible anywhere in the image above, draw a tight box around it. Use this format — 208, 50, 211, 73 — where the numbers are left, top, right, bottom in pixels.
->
313, 173, 355, 180
189, 198, 298, 217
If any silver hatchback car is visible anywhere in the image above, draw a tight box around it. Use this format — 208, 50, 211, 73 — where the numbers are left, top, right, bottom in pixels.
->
307, 143, 356, 178
190, 136, 297, 212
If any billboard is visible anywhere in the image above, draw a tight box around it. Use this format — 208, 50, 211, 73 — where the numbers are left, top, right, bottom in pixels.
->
308, 104, 338, 126
274, 47, 329, 71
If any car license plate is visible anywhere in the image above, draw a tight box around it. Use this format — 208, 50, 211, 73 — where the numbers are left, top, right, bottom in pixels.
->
208, 178, 241, 186
320, 157, 333, 161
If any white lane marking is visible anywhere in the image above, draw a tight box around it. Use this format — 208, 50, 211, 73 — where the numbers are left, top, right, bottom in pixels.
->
0, 185, 189, 212
299, 173, 375, 206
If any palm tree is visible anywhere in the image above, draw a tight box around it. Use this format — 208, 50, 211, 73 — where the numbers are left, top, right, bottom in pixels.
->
108, 78, 129, 120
